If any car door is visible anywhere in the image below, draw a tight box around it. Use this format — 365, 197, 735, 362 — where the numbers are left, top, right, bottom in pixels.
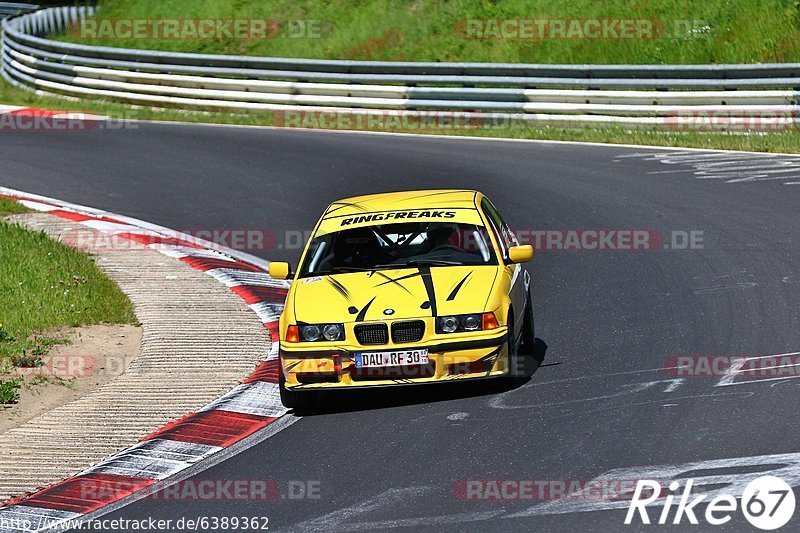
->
481, 197, 527, 341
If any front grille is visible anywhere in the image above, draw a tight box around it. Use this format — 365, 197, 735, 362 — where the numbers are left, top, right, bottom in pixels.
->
391, 320, 425, 343
354, 323, 389, 345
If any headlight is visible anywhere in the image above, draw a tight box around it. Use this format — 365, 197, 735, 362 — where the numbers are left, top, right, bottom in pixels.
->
439, 316, 459, 333
299, 323, 344, 342
322, 323, 344, 341
436, 313, 493, 334
462, 314, 481, 331
301, 324, 321, 341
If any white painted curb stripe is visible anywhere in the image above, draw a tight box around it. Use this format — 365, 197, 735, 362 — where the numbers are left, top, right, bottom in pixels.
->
82, 439, 222, 480
199, 382, 288, 419
206, 268, 283, 288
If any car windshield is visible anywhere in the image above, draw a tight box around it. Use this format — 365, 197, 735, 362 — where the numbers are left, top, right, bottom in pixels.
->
298, 221, 497, 277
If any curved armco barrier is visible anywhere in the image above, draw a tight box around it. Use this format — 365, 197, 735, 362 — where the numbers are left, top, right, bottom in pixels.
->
0, 2, 36, 21
3, 6, 800, 130
0, 188, 290, 532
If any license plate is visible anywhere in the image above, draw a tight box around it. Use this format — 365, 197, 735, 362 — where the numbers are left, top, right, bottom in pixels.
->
355, 349, 429, 368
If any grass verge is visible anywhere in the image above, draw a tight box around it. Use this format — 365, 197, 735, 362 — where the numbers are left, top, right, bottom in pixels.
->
0, 197, 29, 216
0, 378, 22, 404
0, 203, 137, 403
57, 0, 800, 64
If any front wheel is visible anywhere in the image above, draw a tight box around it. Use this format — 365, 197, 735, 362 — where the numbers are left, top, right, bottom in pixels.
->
519, 289, 536, 358
505, 313, 521, 378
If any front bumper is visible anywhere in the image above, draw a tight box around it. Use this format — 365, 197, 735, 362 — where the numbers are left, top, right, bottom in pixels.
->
280, 328, 509, 390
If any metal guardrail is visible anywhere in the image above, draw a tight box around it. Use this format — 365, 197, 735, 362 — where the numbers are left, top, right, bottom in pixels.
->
2, 6, 800, 130
0, 2, 36, 19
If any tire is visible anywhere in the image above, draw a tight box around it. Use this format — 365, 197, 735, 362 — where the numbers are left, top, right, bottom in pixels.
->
279, 370, 317, 410
519, 289, 536, 358
505, 312, 520, 378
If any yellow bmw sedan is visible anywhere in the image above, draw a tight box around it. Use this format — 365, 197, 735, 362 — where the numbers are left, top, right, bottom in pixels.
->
268, 189, 535, 408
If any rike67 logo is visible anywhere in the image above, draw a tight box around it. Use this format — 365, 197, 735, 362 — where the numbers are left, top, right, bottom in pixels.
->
504, 453, 799, 528
626, 476, 795, 529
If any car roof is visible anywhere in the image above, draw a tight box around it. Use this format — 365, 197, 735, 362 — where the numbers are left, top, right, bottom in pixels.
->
313, 190, 486, 237
324, 189, 481, 218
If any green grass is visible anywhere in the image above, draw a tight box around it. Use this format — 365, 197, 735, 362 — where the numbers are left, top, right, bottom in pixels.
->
57, 0, 800, 64
0, 377, 22, 404
435, 125, 800, 153
0, 215, 137, 378
0, 197, 30, 216
0, 198, 135, 405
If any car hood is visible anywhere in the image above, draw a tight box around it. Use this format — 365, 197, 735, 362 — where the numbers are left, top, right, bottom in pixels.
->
290, 265, 499, 323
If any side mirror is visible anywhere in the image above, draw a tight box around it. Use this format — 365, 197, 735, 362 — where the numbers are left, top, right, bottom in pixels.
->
269, 261, 292, 280
508, 245, 534, 264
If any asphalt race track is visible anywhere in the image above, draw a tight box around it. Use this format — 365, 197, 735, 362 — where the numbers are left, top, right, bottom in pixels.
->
3, 124, 800, 531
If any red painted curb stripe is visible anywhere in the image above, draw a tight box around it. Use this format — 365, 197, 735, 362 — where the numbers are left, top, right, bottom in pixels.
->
242, 360, 280, 384
230, 285, 289, 305
116, 232, 204, 249
49, 209, 127, 226
143, 410, 276, 448
9, 108, 62, 117
44, 210, 93, 222
265, 321, 280, 340
17, 473, 155, 514
179, 256, 263, 273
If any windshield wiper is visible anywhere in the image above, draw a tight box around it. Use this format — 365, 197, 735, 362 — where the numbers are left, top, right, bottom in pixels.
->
373, 259, 463, 269
405, 259, 463, 267
309, 266, 371, 276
